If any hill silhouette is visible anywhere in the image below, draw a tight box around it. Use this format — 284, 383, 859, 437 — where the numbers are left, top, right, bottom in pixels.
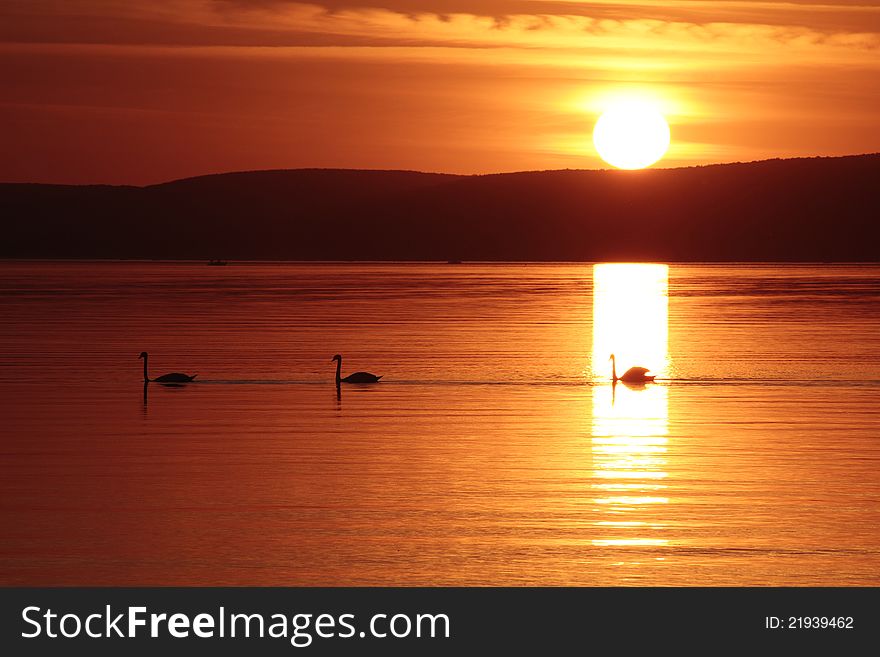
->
1, 155, 877, 261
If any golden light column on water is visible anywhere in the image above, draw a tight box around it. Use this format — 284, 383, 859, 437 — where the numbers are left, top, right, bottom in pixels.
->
592, 264, 669, 380
590, 264, 670, 549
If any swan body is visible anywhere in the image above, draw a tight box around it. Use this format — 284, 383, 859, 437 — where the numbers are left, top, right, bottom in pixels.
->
139, 352, 197, 383
610, 354, 655, 383
332, 354, 382, 384
153, 372, 198, 383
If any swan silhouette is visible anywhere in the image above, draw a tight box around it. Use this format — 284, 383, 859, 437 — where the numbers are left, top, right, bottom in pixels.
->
139, 352, 197, 383
610, 353, 655, 383
332, 354, 382, 384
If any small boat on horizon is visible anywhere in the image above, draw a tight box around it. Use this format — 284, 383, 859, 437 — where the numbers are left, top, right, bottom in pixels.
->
208, 259, 228, 266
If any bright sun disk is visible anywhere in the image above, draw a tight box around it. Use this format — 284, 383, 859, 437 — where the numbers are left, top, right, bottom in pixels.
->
593, 101, 671, 170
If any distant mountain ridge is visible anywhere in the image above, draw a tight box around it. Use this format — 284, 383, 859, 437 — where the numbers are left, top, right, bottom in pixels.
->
2, 154, 878, 261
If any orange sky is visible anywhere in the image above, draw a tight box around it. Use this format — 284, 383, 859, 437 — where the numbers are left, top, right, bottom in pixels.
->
2, 0, 879, 184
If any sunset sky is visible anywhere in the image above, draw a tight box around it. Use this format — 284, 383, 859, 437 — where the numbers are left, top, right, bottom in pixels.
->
2, 0, 879, 184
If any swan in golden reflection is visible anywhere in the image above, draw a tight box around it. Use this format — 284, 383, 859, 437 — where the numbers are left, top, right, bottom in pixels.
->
610, 353, 655, 383
332, 354, 382, 384
139, 352, 197, 383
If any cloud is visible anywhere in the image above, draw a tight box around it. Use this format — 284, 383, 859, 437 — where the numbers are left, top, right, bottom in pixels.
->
214, 0, 880, 31
3, 1, 877, 69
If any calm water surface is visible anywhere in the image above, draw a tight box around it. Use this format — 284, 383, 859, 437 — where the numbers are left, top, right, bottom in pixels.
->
1, 262, 878, 585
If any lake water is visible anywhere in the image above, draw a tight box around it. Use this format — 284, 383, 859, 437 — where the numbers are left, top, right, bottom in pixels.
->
1, 261, 878, 585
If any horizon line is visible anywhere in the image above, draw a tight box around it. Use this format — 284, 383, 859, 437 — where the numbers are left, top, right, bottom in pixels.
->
2, 152, 878, 189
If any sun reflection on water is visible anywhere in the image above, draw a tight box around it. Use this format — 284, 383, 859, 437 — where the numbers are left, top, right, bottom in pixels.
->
591, 264, 670, 549
592, 263, 669, 381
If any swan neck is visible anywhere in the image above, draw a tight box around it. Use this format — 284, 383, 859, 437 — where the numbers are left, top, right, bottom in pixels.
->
611, 355, 617, 381
335, 358, 341, 384
143, 354, 149, 383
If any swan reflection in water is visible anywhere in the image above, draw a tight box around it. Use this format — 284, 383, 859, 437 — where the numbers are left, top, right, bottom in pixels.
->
141, 378, 193, 407
611, 377, 654, 405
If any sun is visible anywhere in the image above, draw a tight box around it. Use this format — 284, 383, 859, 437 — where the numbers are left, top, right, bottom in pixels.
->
593, 100, 671, 170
